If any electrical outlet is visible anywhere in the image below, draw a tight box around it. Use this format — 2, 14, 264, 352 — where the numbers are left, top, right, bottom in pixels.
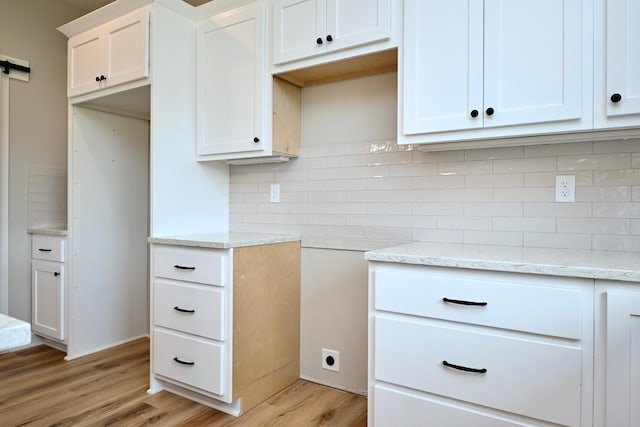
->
321, 348, 340, 372
555, 175, 575, 203
270, 183, 280, 203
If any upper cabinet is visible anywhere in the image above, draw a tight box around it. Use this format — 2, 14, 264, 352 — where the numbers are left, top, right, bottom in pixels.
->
272, 0, 391, 65
67, 8, 150, 98
594, 0, 640, 129
400, 0, 590, 147
197, 2, 300, 162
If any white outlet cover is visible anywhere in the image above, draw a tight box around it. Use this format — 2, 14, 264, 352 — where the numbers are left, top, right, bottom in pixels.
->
321, 348, 340, 372
555, 175, 575, 203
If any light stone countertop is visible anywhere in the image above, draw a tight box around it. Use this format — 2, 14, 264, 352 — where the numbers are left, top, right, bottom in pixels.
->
365, 242, 640, 282
148, 232, 301, 249
27, 227, 68, 236
0, 314, 31, 352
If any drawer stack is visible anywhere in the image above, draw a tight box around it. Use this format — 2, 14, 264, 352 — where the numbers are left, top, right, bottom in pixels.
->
369, 264, 593, 427
151, 245, 232, 402
31, 234, 66, 341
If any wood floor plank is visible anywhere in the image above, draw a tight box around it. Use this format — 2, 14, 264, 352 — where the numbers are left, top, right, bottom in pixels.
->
0, 338, 367, 426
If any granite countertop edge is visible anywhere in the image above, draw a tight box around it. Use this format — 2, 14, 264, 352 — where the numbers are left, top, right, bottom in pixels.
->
148, 232, 301, 249
365, 242, 640, 283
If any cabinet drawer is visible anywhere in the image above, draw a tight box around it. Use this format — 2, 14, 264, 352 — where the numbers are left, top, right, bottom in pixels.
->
154, 280, 224, 341
374, 384, 535, 427
153, 246, 226, 286
32, 235, 65, 262
153, 329, 225, 397
374, 316, 581, 426
375, 269, 583, 339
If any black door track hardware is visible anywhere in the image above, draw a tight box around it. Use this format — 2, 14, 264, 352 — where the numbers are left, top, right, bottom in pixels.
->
0, 60, 31, 75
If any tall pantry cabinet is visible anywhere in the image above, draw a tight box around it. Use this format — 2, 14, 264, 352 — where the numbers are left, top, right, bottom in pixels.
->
57, 0, 228, 359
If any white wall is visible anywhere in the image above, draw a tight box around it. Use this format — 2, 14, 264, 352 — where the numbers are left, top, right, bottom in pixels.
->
0, 0, 86, 320
230, 71, 640, 392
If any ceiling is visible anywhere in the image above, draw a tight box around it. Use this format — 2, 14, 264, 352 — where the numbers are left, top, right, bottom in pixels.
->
62, 0, 212, 14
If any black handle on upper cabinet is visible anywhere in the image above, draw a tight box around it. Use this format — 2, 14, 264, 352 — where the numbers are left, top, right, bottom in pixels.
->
173, 265, 196, 270
95, 76, 100, 82
173, 306, 195, 313
316, 37, 323, 45
486, 107, 495, 116
470, 109, 479, 118
611, 93, 622, 103
53, 272, 60, 277
38, 248, 52, 252
253, 137, 260, 143
443, 297, 487, 306
443, 360, 487, 374
99, 75, 106, 81
173, 357, 195, 366
326, 35, 333, 42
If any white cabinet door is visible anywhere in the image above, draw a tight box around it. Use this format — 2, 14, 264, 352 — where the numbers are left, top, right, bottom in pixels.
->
32, 260, 64, 341
402, 0, 483, 134
483, 0, 582, 128
197, 3, 267, 156
68, 28, 105, 97
273, 0, 325, 64
67, 8, 149, 98
603, 290, 640, 427
103, 9, 150, 89
326, 0, 391, 53
595, 0, 640, 128
273, 0, 391, 65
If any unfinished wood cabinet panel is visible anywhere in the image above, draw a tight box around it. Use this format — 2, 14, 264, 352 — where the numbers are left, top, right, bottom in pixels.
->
272, 78, 301, 157
232, 241, 301, 412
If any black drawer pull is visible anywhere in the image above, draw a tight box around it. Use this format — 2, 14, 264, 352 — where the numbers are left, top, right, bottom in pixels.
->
173, 306, 195, 313
173, 265, 196, 270
443, 360, 487, 374
173, 357, 195, 366
54, 272, 60, 277
443, 297, 487, 306
38, 248, 52, 252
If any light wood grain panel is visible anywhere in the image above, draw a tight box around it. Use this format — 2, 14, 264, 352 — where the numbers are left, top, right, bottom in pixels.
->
273, 77, 301, 157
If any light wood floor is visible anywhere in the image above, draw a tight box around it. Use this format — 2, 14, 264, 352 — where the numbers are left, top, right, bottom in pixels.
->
0, 338, 367, 426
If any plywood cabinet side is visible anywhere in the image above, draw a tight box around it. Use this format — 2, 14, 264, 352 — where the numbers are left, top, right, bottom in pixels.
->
232, 241, 301, 412
272, 77, 301, 157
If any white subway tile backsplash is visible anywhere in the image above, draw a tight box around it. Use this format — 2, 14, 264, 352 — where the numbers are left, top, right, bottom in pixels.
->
593, 139, 640, 154
632, 153, 640, 168
631, 219, 640, 235
493, 157, 556, 173
464, 230, 523, 246
593, 203, 640, 218
412, 228, 463, 243
524, 141, 593, 157
577, 186, 631, 202
493, 217, 556, 232
437, 216, 492, 231
465, 173, 524, 188
557, 153, 630, 171
634, 187, 640, 201
524, 202, 592, 218
494, 188, 552, 202
593, 169, 640, 186
437, 160, 493, 176
524, 233, 592, 250
464, 202, 523, 217
557, 218, 630, 235
593, 235, 640, 252
464, 146, 524, 161
524, 171, 593, 187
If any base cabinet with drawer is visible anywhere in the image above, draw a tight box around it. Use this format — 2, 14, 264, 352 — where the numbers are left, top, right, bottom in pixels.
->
31, 234, 66, 342
148, 240, 300, 416
368, 263, 594, 427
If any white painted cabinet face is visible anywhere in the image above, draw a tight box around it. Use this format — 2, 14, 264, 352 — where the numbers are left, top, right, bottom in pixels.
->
402, 0, 583, 136
595, 0, 640, 128
67, 8, 149, 98
32, 260, 64, 341
196, 3, 267, 157
272, 0, 391, 65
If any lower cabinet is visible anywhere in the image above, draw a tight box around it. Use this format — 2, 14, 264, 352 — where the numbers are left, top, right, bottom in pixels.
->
368, 263, 594, 427
31, 234, 66, 342
594, 280, 640, 427
149, 240, 300, 416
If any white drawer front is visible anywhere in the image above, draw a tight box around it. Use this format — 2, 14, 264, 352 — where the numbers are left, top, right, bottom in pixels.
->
32, 235, 65, 262
154, 280, 224, 341
153, 246, 226, 286
374, 385, 536, 427
153, 329, 225, 396
375, 269, 583, 339
374, 316, 581, 426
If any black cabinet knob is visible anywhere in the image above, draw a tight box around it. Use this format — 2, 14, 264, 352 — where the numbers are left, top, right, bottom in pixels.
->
100, 75, 106, 81
326, 35, 333, 42
486, 107, 495, 116
95, 76, 100, 82
470, 109, 479, 118
253, 137, 260, 143
611, 93, 622, 103
316, 37, 323, 45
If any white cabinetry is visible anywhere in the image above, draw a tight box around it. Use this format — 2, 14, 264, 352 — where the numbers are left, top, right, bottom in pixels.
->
594, 281, 640, 427
196, 2, 300, 162
368, 263, 593, 426
594, 0, 640, 129
149, 241, 300, 416
31, 234, 66, 342
400, 0, 591, 147
67, 7, 150, 98
273, 0, 391, 65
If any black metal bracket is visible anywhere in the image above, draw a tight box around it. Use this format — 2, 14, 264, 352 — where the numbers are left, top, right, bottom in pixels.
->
0, 60, 31, 75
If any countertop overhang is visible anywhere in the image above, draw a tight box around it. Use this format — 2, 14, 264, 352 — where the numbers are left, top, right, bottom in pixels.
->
365, 242, 640, 282
148, 232, 301, 249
